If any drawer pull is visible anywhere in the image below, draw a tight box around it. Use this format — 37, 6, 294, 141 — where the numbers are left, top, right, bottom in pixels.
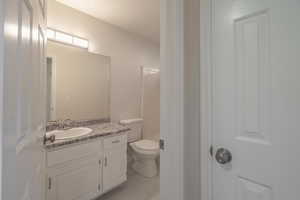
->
112, 140, 120, 144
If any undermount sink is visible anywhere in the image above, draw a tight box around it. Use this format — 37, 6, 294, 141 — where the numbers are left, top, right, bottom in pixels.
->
47, 127, 93, 140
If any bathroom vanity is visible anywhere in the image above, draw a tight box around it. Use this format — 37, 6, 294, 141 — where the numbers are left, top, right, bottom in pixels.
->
45, 41, 127, 200
45, 123, 129, 200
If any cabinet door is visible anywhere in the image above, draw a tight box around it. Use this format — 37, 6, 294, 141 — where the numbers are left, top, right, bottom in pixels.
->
47, 157, 101, 200
103, 144, 127, 192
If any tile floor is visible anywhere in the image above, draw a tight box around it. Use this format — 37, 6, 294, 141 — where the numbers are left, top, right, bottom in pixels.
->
97, 170, 159, 200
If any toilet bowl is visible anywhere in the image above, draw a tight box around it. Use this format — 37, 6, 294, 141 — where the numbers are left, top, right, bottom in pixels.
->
119, 119, 160, 178
130, 139, 160, 178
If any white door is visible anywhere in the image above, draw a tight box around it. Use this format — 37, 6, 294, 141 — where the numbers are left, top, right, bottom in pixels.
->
2, 0, 47, 199
212, 0, 300, 199
103, 144, 127, 192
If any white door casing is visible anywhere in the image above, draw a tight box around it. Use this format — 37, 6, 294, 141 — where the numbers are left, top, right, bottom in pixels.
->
2, 0, 47, 199
200, 0, 213, 199
211, 0, 300, 200
160, 0, 184, 200
0, 1, 4, 198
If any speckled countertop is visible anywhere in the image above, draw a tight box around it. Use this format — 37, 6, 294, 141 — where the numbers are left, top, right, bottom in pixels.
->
45, 122, 130, 150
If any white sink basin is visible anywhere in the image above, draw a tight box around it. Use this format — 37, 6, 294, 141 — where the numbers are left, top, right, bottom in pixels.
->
47, 127, 93, 140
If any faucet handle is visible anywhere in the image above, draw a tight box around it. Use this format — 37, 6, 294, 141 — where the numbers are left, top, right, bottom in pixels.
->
64, 119, 73, 125
44, 134, 56, 145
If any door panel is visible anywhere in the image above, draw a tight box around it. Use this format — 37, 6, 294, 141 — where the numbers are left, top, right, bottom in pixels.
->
38, 25, 46, 126
2, 0, 47, 199
47, 158, 100, 200
212, 0, 300, 200
235, 11, 271, 145
18, 0, 33, 140
237, 177, 271, 200
103, 144, 127, 192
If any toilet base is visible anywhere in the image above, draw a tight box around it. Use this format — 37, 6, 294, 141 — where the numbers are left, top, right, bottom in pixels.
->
132, 156, 158, 178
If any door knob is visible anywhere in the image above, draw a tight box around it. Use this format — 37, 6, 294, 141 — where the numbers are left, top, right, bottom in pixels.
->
215, 148, 232, 165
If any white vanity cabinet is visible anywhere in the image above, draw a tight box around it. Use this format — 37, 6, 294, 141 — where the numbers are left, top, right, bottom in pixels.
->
45, 134, 127, 200
103, 134, 127, 193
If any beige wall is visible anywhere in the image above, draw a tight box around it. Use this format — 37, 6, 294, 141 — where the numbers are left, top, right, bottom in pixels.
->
142, 69, 160, 141
47, 41, 110, 120
48, 0, 160, 122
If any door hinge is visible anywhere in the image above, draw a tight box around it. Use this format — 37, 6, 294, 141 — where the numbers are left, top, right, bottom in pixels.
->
98, 184, 101, 191
48, 177, 52, 190
160, 139, 165, 150
210, 145, 213, 157
104, 157, 107, 167
99, 160, 101, 165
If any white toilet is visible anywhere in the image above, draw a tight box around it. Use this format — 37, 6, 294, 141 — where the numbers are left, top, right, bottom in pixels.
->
120, 119, 159, 178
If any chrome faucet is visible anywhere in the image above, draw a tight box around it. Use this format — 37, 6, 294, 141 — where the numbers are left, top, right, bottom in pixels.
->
62, 119, 73, 130
43, 134, 56, 144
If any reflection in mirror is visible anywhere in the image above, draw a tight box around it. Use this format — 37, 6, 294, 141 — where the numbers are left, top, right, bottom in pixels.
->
46, 41, 110, 122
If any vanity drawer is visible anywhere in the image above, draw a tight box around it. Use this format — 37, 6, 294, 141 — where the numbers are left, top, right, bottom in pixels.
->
104, 134, 127, 149
47, 140, 101, 167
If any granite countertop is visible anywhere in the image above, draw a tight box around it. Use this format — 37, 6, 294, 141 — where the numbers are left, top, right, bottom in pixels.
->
45, 122, 130, 150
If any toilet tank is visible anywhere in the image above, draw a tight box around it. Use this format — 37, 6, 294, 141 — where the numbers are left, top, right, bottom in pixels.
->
120, 119, 143, 143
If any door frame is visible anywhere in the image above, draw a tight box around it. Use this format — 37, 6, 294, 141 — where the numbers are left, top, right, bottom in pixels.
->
161, 0, 214, 198
200, 0, 213, 199
160, 0, 184, 200
0, 0, 4, 198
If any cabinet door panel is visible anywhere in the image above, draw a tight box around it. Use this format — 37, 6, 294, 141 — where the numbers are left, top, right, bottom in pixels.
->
47, 157, 100, 200
103, 144, 127, 192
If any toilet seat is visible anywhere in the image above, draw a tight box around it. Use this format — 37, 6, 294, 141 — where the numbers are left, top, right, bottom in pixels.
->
130, 140, 160, 155
132, 140, 159, 151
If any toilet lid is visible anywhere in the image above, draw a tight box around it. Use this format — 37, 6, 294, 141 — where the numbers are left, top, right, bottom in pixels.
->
133, 140, 159, 151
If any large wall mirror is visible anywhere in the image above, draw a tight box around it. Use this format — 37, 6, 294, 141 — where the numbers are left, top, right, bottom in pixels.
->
47, 41, 110, 121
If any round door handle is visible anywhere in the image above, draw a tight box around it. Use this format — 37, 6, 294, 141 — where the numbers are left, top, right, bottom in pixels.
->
215, 148, 232, 165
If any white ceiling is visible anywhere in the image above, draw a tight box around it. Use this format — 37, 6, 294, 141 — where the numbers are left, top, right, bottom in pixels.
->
56, 0, 160, 44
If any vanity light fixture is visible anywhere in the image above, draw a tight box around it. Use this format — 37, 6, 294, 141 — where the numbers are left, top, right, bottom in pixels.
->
47, 28, 89, 49
73, 37, 89, 49
46, 29, 55, 40
55, 31, 73, 44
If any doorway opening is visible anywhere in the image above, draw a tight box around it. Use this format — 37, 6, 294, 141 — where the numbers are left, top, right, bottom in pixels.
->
45, 1, 160, 200
0, 0, 189, 200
